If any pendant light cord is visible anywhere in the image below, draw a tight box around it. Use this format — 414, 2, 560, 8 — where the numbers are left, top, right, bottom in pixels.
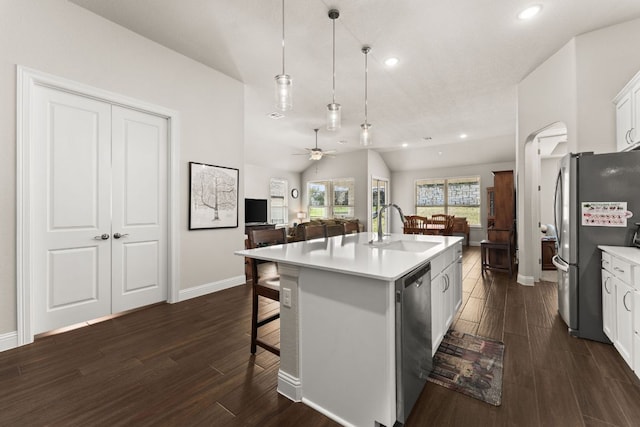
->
332, 15, 336, 104
281, 0, 285, 75
364, 49, 368, 125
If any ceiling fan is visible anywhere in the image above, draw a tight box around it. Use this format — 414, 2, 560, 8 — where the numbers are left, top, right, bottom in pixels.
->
295, 128, 337, 161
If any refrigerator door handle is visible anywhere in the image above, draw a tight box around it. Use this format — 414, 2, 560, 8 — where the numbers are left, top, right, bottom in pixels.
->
553, 169, 563, 250
552, 255, 569, 272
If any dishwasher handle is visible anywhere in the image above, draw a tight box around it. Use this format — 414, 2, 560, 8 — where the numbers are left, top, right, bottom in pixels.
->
403, 262, 431, 288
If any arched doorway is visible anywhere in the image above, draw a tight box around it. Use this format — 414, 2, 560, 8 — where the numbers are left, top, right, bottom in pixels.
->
522, 122, 568, 284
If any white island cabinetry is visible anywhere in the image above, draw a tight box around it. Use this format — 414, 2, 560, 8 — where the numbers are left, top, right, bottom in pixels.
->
430, 242, 463, 355
599, 246, 640, 378
237, 233, 463, 427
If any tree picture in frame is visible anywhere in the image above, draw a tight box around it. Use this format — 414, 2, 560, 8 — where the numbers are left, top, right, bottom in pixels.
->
189, 161, 239, 229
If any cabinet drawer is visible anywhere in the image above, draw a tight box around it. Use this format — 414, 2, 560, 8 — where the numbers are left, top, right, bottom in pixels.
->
431, 248, 451, 276
602, 252, 612, 272
612, 256, 633, 285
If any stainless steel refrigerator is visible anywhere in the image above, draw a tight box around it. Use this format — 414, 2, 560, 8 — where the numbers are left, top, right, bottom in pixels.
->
552, 151, 640, 343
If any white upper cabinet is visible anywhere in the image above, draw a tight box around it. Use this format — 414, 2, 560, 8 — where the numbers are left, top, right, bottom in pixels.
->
614, 70, 640, 152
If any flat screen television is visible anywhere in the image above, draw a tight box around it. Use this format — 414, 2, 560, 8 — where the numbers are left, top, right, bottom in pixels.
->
245, 198, 268, 224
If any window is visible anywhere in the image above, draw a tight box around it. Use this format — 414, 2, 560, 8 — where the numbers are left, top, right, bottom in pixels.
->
307, 178, 355, 220
270, 178, 288, 225
416, 176, 480, 226
371, 177, 388, 233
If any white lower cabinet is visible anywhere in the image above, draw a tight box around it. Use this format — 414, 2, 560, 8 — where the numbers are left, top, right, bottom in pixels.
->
614, 277, 634, 366
634, 291, 640, 373
602, 268, 615, 341
431, 271, 445, 356
430, 242, 463, 356
600, 246, 640, 378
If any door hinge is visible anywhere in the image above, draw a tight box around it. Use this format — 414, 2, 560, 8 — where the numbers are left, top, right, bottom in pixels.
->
538, 221, 541, 228
538, 185, 541, 191
538, 148, 541, 155
538, 258, 542, 265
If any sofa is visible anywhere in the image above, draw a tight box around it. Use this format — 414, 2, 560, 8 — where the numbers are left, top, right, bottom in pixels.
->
289, 218, 363, 242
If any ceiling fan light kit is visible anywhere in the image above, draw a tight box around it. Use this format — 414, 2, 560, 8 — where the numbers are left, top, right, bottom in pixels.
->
274, 0, 292, 111
326, 9, 341, 131
302, 128, 337, 161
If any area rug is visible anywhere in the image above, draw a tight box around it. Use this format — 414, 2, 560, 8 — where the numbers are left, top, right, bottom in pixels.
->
427, 330, 505, 406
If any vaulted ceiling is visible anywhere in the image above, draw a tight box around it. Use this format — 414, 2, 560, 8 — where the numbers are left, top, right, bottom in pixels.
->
70, 0, 640, 172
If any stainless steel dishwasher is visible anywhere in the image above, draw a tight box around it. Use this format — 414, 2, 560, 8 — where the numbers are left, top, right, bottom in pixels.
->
394, 261, 432, 426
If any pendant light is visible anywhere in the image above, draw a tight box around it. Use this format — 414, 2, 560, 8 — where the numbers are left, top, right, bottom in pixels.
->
360, 46, 372, 146
326, 9, 341, 131
275, 0, 292, 111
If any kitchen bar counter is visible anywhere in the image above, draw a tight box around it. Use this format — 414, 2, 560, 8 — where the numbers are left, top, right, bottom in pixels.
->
236, 233, 463, 427
236, 232, 463, 281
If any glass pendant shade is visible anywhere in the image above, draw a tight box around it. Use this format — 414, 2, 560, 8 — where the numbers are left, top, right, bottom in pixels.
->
326, 103, 341, 131
274, 0, 291, 111
360, 123, 372, 146
275, 74, 292, 111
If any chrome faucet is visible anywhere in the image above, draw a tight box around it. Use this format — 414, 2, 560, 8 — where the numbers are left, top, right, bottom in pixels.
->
376, 203, 406, 242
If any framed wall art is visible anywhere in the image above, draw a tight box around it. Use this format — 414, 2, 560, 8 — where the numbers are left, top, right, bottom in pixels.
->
189, 161, 239, 230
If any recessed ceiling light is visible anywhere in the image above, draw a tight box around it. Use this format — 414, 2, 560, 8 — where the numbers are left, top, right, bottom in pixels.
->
518, 4, 542, 20
460, 133, 468, 139
384, 57, 399, 67
402, 142, 409, 148
438, 151, 443, 156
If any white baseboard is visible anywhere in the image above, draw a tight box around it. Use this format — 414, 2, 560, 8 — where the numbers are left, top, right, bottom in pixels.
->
0, 331, 19, 352
178, 275, 246, 302
277, 369, 303, 402
517, 273, 535, 286
302, 397, 356, 427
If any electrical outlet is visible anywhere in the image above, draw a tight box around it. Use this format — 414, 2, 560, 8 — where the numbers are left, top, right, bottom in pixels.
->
282, 288, 292, 308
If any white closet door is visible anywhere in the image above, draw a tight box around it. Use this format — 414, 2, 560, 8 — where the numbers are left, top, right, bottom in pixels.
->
32, 86, 112, 334
111, 106, 168, 313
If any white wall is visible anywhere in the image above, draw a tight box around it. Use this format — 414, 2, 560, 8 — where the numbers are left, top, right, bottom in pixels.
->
301, 150, 370, 227
244, 164, 302, 226
390, 161, 515, 245
0, 0, 244, 334
517, 40, 577, 284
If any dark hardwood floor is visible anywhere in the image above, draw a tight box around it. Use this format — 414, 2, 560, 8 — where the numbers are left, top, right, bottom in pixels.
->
1, 247, 639, 426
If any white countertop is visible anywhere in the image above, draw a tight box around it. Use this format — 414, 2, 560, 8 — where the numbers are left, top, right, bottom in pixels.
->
598, 245, 640, 265
236, 232, 463, 282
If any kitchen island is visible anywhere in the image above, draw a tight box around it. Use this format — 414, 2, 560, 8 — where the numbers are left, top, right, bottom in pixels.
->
236, 233, 463, 427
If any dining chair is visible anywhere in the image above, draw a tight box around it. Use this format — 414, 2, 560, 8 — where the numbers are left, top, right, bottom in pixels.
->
302, 224, 328, 240
344, 221, 359, 234
326, 223, 345, 237
247, 227, 287, 356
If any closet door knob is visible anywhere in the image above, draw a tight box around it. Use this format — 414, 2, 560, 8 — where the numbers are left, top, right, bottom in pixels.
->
94, 234, 110, 240
113, 233, 129, 239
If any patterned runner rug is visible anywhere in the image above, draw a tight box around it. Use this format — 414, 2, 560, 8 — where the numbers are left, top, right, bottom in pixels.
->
427, 330, 505, 406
